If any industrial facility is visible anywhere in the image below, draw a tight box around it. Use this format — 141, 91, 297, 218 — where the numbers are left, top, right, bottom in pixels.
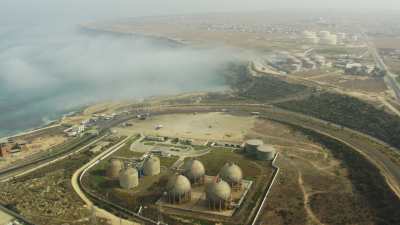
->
105, 154, 161, 189
302, 30, 347, 45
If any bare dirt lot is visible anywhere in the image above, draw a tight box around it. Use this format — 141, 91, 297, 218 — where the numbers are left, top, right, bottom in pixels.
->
115, 112, 256, 142
0, 134, 67, 170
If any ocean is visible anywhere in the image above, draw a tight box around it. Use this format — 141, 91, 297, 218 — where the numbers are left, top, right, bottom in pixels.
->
0, 23, 231, 138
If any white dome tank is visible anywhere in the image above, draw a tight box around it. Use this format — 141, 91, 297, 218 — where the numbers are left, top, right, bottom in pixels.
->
219, 162, 243, 185
183, 159, 205, 183
119, 167, 139, 189
166, 174, 192, 196
143, 156, 160, 176
206, 179, 232, 201
106, 159, 123, 180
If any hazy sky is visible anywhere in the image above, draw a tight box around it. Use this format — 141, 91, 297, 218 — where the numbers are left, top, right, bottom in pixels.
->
1, 0, 400, 25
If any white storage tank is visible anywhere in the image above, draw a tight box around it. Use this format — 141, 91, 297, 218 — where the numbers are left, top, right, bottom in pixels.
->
206, 179, 232, 211
183, 159, 205, 184
119, 167, 139, 189
143, 155, 160, 176
256, 144, 277, 161
166, 174, 192, 204
106, 159, 123, 180
219, 162, 243, 190
244, 139, 263, 154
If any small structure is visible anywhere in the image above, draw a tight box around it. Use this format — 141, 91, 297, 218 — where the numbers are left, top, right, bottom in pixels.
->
219, 162, 243, 191
166, 174, 192, 204
183, 159, 205, 184
119, 167, 139, 189
145, 136, 166, 142
206, 179, 232, 211
0, 143, 11, 158
256, 144, 276, 161
106, 159, 124, 180
143, 156, 160, 176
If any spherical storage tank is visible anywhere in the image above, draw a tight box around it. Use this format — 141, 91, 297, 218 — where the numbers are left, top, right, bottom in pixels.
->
143, 156, 160, 176
166, 174, 191, 204
244, 139, 263, 154
119, 167, 139, 189
106, 159, 123, 180
219, 162, 243, 190
183, 159, 205, 184
257, 144, 276, 161
206, 179, 232, 211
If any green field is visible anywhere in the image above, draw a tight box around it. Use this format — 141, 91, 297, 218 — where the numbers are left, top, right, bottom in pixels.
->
192, 148, 268, 180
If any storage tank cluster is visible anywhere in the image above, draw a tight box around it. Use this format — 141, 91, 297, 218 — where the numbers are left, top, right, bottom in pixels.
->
302, 30, 343, 45
165, 159, 244, 211
244, 139, 276, 161
105, 155, 161, 190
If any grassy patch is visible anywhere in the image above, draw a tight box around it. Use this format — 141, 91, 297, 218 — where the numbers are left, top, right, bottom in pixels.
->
193, 148, 265, 179
160, 156, 179, 168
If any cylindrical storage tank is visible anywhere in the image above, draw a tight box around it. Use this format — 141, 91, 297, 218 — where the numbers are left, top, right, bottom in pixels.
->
166, 174, 192, 204
106, 159, 123, 180
244, 139, 263, 155
219, 162, 243, 190
206, 179, 232, 211
143, 156, 160, 176
183, 159, 205, 184
256, 144, 276, 161
119, 167, 139, 189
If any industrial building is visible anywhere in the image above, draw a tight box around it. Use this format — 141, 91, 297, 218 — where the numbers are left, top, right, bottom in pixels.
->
106, 159, 124, 180
143, 155, 161, 176
256, 145, 276, 161
119, 167, 139, 189
219, 162, 243, 191
206, 179, 232, 211
165, 174, 192, 204
183, 159, 205, 184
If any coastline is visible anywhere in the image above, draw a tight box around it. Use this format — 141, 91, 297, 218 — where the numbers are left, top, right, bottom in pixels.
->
79, 23, 187, 47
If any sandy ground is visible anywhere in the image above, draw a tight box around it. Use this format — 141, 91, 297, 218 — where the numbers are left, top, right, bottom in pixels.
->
0, 135, 66, 170
115, 112, 256, 142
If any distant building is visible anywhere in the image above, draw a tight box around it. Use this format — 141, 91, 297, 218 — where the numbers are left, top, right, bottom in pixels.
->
0, 143, 11, 158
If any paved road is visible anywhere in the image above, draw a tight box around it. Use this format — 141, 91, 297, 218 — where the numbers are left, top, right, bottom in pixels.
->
71, 136, 141, 225
366, 34, 400, 102
0, 134, 107, 182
